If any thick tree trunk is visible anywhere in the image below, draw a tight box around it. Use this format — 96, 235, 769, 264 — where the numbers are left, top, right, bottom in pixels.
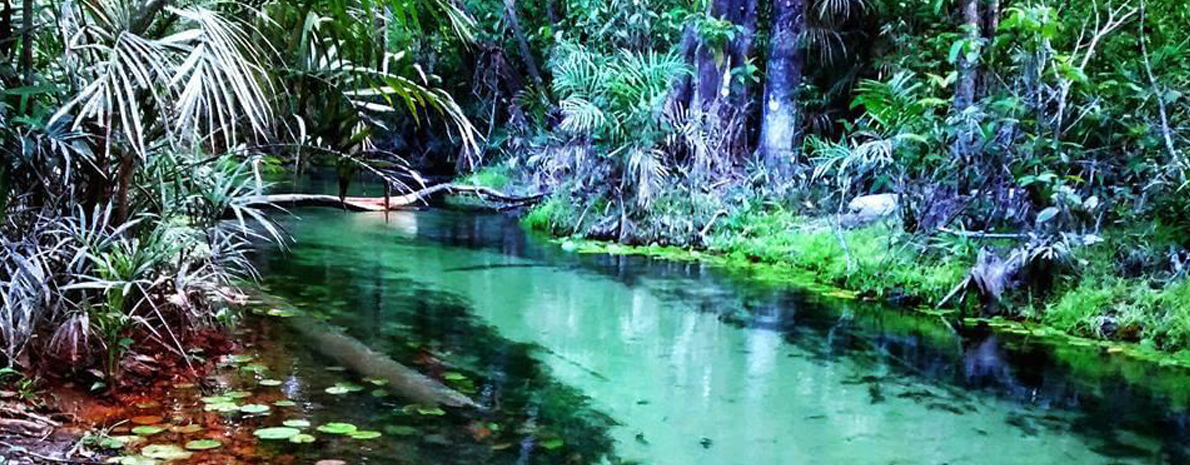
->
758, 0, 806, 180
503, 0, 543, 87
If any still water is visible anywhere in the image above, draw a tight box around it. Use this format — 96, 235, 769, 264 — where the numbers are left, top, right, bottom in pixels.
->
253, 206, 1190, 465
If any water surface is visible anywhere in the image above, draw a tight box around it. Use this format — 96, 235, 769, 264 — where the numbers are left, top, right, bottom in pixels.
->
254, 207, 1190, 464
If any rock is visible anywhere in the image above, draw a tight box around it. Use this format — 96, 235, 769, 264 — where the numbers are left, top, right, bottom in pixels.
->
841, 194, 898, 228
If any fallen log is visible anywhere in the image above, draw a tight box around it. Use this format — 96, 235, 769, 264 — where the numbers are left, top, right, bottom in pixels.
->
249, 292, 479, 408
240, 183, 547, 212
286, 314, 480, 408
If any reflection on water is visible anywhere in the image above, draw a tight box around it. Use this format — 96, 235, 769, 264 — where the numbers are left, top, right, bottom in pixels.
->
255, 207, 1190, 465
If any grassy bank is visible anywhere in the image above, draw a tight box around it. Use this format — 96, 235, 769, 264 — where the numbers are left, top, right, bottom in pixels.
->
514, 195, 1190, 360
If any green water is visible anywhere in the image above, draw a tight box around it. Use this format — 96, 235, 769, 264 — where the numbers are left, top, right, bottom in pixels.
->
255, 207, 1190, 464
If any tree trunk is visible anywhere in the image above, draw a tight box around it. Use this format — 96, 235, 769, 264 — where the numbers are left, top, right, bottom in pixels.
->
503, 0, 543, 87
19, 0, 30, 84
951, 0, 981, 170
758, 0, 806, 180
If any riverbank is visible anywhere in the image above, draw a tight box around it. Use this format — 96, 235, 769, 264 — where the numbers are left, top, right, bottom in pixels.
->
511, 196, 1190, 367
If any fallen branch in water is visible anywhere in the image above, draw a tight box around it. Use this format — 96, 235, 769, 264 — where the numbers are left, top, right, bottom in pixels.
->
240, 183, 548, 212
249, 292, 479, 408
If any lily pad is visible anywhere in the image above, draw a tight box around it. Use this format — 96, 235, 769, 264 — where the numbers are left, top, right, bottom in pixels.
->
349, 430, 382, 440
110, 435, 146, 445
272, 400, 297, 407
289, 433, 317, 444
443, 372, 467, 382
226, 354, 255, 364
199, 396, 232, 404
227, 391, 253, 399
415, 405, 446, 416
240, 364, 269, 374
283, 419, 311, 428
370, 389, 388, 397
253, 427, 301, 440
258, 379, 283, 387
183, 440, 222, 451
203, 402, 239, 413
131, 426, 165, 436
140, 444, 192, 461
130, 416, 163, 425
315, 423, 357, 435
239, 404, 271, 414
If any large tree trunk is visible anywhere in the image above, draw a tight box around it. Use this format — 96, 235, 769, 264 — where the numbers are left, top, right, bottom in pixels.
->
758, 0, 806, 180
687, 0, 758, 175
503, 0, 543, 87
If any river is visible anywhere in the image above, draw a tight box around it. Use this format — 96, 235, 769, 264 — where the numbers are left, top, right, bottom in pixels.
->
248, 205, 1190, 465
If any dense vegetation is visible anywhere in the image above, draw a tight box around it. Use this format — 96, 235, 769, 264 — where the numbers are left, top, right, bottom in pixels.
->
1, 0, 1188, 389
438, 0, 1190, 353
0, 0, 474, 385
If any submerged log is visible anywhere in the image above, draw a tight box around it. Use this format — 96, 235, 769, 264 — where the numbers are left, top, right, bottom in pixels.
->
248, 290, 478, 408
286, 314, 480, 408
241, 183, 547, 212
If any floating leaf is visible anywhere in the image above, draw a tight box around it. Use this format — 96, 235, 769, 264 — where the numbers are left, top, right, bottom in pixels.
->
140, 444, 192, 461
130, 416, 163, 425
371, 389, 387, 397
364, 377, 389, 387
131, 426, 165, 436
227, 391, 253, 399
289, 433, 317, 444
258, 379, 283, 387
283, 420, 311, 428
539, 437, 564, 450
324, 386, 351, 395
241, 364, 269, 374
415, 405, 445, 416
203, 402, 239, 413
253, 427, 301, 440
184, 440, 222, 451
273, 400, 297, 407
239, 404, 271, 414
199, 396, 232, 404
227, 354, 255, 364
349, 430, 382, 440
443, 372, 467, 382
315, 423, 357, 435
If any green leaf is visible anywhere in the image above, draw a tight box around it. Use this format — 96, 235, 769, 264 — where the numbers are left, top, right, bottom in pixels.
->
289, 433, 317, 444
273, 400, 297, 407
253, 427, 301, 440
140, 444, 192, 461
184, 440, 222, 451
349, 430, 382, 440
131, 426, 165, 436
258, 379, 283, 387
227, 391, 253, 399
239, 404, 271, 414
315, 423, 358, 435
283, 419, 311, 428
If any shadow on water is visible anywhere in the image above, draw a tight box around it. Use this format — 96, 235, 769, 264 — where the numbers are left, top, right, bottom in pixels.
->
253, 198, 1190, 464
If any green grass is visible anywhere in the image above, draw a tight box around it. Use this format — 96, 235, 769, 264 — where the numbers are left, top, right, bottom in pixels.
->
1044, 277, 1190, 352
708, 208, 969, 304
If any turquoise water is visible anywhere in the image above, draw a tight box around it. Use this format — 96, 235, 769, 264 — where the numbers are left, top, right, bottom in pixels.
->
254, 206, 1190, 464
